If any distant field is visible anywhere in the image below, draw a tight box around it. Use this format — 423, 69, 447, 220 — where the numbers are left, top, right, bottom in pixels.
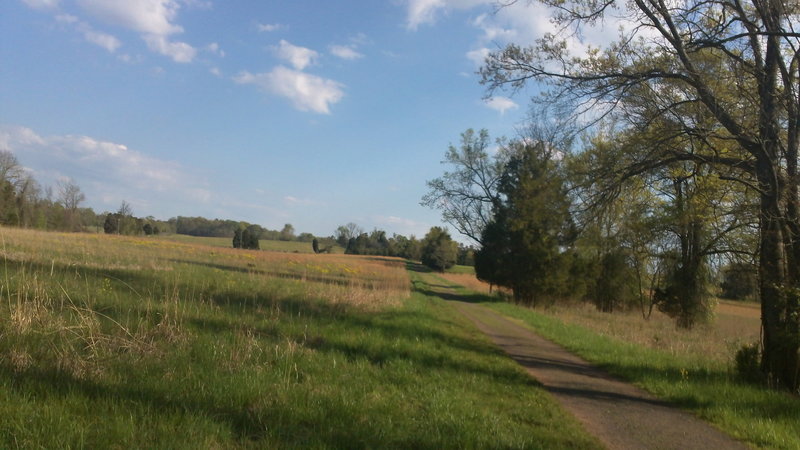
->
0, 227, 598, 448
154, 233, 344, 253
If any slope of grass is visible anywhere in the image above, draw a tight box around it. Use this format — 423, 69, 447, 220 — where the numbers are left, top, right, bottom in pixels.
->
0, 227, 598, 448
453, 293, 799, 449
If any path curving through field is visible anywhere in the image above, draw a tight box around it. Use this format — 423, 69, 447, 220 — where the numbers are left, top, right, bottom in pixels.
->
421, 273, 749, 450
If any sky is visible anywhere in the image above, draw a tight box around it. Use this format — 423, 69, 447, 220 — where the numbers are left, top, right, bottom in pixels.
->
0, 0, 621, 240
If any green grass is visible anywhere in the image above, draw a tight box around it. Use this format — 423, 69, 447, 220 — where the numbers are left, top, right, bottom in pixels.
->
446, 264, 476, 275
1, 227, 598, 448
477, 301, 800, 449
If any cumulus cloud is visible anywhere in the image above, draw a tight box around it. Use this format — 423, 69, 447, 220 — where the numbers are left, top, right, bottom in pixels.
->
0, 124, 211, 212
273, 40, 318, 70
484, 96, 518, 114
330, 44, 363, 60
466, 47, 489, 66
405, 0, 486, 30
144, 34, 196, 62
77, 0, 183, 36
233, 66, 345, 114
55, 13, 121, 53
76, 0, 197, 63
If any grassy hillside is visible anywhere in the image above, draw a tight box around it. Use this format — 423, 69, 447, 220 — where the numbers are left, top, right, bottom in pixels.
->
0, 227, 598, 448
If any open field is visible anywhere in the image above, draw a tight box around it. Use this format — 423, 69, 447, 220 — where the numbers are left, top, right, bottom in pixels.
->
153, 233, 344, 254
0, 227, 598, 448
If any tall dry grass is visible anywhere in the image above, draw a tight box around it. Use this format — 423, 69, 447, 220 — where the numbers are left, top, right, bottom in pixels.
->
0, 227, 409, 381
442, 271, 760, 365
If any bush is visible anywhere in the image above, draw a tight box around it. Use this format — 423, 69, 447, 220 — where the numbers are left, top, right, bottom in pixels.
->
735, 343, 762, 384
421, 227, 457, 272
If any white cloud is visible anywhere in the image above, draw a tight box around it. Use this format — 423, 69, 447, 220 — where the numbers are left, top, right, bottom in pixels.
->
77, 0, 183, 36
0, 124, 210, 211
76, 0, 199, 62
21, 0, 60, 10
330, 44, 363, 60
144, 34, 196, 63
233, 66, 345, 114
82, 28, 122, 53
209, 66, 221, 77
56, 14, 121, 53
373, 215, 429, 238
257, 22, 284, 32
274, 40, 318, 70
405, 0, 486, 30
284, 195, 315, 206
484, 96, 518, 114
206, 42, 224, 57
466, 47, 489, 66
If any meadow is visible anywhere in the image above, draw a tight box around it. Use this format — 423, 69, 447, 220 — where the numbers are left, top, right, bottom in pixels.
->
0, 227, 598, 448
153, 233, 341, 254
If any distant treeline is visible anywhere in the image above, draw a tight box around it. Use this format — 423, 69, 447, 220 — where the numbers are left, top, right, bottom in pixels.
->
0, 150, 317, 242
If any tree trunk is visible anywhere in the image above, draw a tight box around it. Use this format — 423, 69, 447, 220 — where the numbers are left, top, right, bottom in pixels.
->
757, 153, 799, 390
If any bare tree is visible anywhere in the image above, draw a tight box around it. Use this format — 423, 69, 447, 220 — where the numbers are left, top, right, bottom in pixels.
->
58, 179, 86, 231
421, 129, 506, 245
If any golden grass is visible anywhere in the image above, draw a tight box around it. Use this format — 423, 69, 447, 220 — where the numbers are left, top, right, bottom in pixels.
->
0, 226, 410, 380
444, 272, 761, 365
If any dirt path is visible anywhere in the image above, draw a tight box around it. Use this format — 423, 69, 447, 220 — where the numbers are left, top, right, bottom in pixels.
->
422, 275, 749, 450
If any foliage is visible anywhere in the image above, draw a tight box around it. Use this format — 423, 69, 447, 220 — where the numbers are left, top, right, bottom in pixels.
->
482, 0, 799, 389
420, 227, 458, 272
422, 129, 506, 245
721, 262, 758, 301
475, 138, 577, 305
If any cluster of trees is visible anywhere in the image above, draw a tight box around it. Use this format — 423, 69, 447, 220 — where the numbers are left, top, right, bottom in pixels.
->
177, 217, 313, 242
0, 151, 91, 232
334, 222, 469, 270
232, 226, 261, 250
426, 0, 799, 390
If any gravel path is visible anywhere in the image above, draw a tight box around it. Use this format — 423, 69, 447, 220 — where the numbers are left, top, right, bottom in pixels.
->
424, 276, 750, 450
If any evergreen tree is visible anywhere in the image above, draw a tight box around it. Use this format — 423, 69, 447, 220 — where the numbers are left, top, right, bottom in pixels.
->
233, 228, 243, 249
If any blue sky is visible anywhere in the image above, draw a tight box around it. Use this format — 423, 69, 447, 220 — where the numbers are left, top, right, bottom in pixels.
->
1, 0, 613, 240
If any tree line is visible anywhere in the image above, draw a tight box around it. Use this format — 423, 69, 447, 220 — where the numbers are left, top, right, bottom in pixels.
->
332, 222, 473, 271
425, 0, 799, 391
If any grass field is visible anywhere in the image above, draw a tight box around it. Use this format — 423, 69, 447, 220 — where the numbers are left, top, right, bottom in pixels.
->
0, 227, 599, 448
154, 233, 343, 254
427, 274, 799, 449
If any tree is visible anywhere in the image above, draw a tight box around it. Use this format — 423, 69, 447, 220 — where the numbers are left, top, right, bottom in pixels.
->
482, 0, 800, 389
103, 213, 119, 234
233, 228, 243, 248
312, 238, 320, 254
335, 223, 363, 247
475, 137, 577, 305
421, 227, 458, 271
280, 223, 295, 241
57, 179, 85, 231
240, 225, 261, 250
422, 129, 507, 245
